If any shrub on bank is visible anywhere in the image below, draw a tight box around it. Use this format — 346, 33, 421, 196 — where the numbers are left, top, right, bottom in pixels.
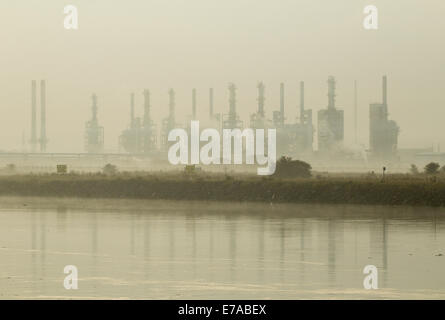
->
425, 162, 440, 175
273, 157, 312, 178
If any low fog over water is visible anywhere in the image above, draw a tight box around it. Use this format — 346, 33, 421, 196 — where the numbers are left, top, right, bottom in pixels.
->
1, 197, 444, 299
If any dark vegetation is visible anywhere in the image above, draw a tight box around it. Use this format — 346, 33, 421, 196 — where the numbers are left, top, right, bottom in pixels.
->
103, 163, 118, 175
2, 169, 445, 206
273, 157, 312, 178
3, 159, 445, 206
424, 162, 440, 175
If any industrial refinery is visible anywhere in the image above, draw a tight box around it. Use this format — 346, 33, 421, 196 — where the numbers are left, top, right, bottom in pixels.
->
0, 75, 412, 172
119, 90, 157, 154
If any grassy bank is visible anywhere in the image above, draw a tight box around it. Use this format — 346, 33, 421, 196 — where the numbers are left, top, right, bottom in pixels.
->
0, 173, 445, 206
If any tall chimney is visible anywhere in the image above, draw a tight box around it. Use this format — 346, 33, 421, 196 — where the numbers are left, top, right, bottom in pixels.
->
143, 89, 150, 126
40, 80, 47, 152
300, 81, 305, 124
327, 76, 336, 109
130, 93, 135, 128
31, 80, 37, 152
192, 88, 197, 119
228, 83, 237, 121
168, 89, 175, 120
354, 80, 358, 144
382, 75, 387, 106
91, 94, 98, 122
280, 82, 285, 123
209, 88, 214, 118
257, 82, 265, 117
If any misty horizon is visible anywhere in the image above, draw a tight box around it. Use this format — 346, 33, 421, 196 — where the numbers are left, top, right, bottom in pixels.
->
1, 0, 444, 152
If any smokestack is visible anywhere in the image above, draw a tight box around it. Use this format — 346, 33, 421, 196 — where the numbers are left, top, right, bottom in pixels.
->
354, 80, 358, 144
22, 131, 25, 152
327, 76, 336, 109
280, 82, 284, 122
169, 89, 175, 120
91, 94, 98, 121
382, 75, 387, 106
192, 88, 196, 119
40, 80, 47, 152
130, 93, 135, 128
143, 89, 150, 126
31, 80, 37, 152
257, 82, 265, 117
209, 88, 214, 118
300, 81, 305, 124
228, 83, 237, 121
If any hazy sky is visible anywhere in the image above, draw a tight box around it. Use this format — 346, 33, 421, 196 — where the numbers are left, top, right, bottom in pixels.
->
0, 0, 444, 152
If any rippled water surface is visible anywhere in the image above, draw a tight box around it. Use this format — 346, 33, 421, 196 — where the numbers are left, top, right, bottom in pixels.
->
0, 197, 444, 299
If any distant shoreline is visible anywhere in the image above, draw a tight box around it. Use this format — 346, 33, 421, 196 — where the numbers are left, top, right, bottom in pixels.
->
0, 174, 444, 207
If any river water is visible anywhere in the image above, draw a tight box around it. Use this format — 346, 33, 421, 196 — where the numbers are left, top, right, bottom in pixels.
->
0, 196, 444, 299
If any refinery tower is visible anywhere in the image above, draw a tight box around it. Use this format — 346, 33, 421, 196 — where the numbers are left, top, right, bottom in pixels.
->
317, 76, 344, 154
369, 76, 399, 159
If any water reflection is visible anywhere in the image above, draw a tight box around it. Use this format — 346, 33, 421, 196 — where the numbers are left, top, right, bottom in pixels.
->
1, 198, 444, 299
328, 218, 336, 286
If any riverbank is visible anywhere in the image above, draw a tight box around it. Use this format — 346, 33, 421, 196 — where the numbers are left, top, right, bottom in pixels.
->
0, 173, 444, 206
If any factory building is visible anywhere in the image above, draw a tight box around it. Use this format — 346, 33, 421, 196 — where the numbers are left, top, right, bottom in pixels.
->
272, 83, 286, 128
84, 94, 104, 153
250, 82, 268, 130
264, 82, 314, 158
317, 76, 344, 154
119, 93, 142, 153
119, 89, 157, 154
141, 90, 157, 153
17, 76, 402, 167
273, 83, 291, 157
292, 81, 313, 155
223, 83, 243, 129
369, 76, 399, 159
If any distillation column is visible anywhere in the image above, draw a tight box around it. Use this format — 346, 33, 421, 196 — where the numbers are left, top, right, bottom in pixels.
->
40, 80, 47, 152
31, 80, 37, 152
